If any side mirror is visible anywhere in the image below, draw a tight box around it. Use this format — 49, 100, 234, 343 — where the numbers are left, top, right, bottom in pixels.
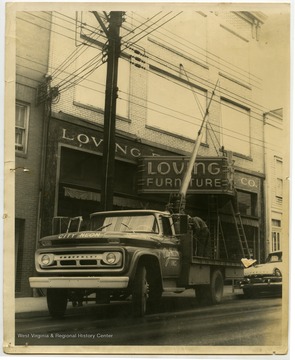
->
172, 214, 190, 234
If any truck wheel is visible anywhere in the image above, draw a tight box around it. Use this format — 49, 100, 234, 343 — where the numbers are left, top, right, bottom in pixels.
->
132, 265, 149, 317
147, 272, 162, 312
210, 270, 224, 304
47, 289, 68, 318
195, 270, 224, 305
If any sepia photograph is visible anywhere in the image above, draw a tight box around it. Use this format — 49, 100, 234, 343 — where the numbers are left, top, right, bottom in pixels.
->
3, 1, 291, 356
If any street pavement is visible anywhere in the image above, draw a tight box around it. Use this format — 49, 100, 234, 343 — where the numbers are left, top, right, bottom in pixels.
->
15, 286, 244, 319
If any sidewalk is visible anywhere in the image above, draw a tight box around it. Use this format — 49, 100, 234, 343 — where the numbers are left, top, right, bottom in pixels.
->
15, 286, 244, 319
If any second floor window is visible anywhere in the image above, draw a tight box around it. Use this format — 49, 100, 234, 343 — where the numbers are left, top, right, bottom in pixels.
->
74, 48, 130, 119
147, 70, 207, 141
275, 157, 283, 199
221, 99, 250, 156
15, 102, 29, 154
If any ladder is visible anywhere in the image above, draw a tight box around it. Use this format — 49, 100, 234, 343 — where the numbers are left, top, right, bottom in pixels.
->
229, 201, 251, 258
208, 195, 228, 259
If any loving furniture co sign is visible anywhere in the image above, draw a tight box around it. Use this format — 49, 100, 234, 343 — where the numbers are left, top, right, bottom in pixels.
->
138, 156, 235, 194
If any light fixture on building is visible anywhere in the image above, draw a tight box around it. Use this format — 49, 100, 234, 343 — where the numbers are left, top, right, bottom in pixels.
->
10, 167, 30, 173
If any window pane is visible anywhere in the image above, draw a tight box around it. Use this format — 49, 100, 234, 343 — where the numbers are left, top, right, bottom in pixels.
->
15, 129, 24, 149
221, 100, 250, 156
16, 104, 26, 127
237, 190, 257, 216
276, 178, 283, 197
147, 71, 207, 140
272, 219, 281, 227
15, 103, 28, 153
74, 48, 130, 118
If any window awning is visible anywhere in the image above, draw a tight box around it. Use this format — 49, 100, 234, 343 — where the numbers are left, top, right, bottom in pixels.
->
64, 187, 142, 209
220, 214, 259, 227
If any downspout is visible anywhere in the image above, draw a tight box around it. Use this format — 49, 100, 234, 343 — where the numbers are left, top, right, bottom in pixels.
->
262, 111, 270, 260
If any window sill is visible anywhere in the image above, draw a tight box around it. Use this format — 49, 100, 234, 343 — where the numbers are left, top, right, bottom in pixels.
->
145, 124, 209, 147
73, 101, 131, 124
15, 151, 28, 159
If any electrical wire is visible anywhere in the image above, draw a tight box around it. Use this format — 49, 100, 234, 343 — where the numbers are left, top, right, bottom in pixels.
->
57, 56, 104, 92
128, 11, 262, 85
135, 47, 268, 116
50, 13, 108, 78
122, 12, 173, 47
123, 56, 269, 128
121, 12, 183, 52
17, 46, 272, 139
18, 10, 270, 115
16, 60, 283, 154
16, 13, 284, 153
122, 11, 164, 40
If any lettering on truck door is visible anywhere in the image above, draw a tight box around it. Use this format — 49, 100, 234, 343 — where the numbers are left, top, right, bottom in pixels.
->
159, 215, 181, 277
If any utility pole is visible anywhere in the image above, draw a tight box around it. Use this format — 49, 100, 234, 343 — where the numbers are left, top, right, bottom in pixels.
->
93, 11, 124, 211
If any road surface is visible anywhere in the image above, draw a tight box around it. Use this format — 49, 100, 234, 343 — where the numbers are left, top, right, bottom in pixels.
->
15, 291, 283, 347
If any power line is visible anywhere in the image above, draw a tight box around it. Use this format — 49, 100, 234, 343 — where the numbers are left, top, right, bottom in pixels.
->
17, 48, 271, 136
122, 11, 164, 40
16, 13, 282, 153
16, 59, 282, 154
132, 48, 269, 117
122, 12, 173, 47
21, 11, 268, 116
129, 11, 262, 84
124, 56, 268, 126
121, 12, 183, 52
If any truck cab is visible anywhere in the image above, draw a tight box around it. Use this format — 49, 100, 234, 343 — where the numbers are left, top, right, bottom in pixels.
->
30, 210, 184, 318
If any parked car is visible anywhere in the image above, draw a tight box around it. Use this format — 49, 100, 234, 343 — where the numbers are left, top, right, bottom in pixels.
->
240, 250, 283, 297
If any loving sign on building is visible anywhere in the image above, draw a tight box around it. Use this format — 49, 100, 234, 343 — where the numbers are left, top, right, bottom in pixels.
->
138, 156, 235, 195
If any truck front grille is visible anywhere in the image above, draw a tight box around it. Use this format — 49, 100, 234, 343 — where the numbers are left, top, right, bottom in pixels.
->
36, 249, 124, 272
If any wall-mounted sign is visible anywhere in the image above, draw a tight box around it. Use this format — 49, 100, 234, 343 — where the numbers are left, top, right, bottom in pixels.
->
59, 126, 178, 161
138, 156, 235, 194
234, 172, 261, 193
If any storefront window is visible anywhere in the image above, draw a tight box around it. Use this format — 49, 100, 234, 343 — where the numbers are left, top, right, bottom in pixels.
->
58, 147, 137, 217
236, 190, 257, 217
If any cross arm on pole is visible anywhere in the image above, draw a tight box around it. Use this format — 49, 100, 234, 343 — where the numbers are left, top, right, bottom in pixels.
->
91, 11, 109, 36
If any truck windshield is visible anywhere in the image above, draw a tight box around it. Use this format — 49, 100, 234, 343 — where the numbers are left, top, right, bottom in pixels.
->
90, 214, 159, 233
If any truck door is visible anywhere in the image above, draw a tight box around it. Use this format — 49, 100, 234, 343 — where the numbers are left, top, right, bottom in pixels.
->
159, 215, 181, 277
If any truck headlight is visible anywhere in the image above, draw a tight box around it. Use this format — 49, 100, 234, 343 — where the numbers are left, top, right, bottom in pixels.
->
102, 252, 121, 265
274, 268, 282, 277
38, 254, 54, 266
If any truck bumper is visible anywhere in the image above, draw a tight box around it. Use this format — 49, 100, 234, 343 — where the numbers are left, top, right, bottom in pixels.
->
29, 276, 129, 289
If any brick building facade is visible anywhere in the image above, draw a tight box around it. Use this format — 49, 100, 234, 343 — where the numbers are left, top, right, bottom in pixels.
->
15, 9, 282, 297
15, 12, 51, 296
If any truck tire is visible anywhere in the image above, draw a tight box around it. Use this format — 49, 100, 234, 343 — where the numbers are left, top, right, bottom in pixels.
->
195, 270, 224, 305
132, 265, 149, 317
147, 271, 162, 312
47, 289, 68, 318
210, 270, 224, 304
